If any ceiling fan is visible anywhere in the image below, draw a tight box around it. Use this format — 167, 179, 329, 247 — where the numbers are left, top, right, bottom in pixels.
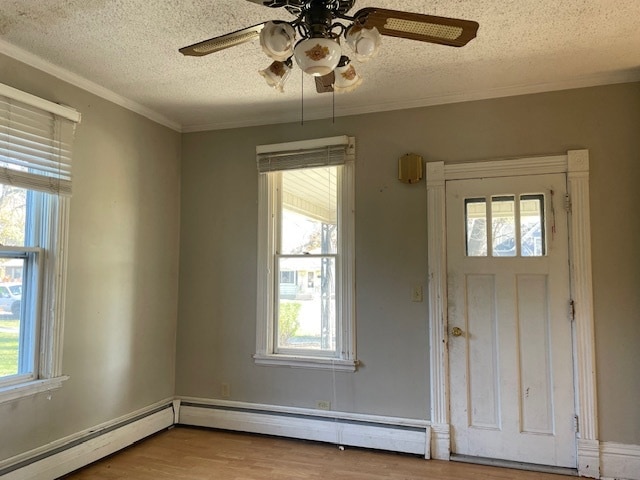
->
179, 0, 479, 93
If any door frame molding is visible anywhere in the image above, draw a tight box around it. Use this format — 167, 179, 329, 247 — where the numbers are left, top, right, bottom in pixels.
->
426, 150, 599, 478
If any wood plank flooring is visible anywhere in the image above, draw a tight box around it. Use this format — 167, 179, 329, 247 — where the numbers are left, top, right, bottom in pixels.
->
62, 427, 577, 480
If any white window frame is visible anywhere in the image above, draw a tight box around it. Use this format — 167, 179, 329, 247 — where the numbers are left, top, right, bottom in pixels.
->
0, 83, 79, 403
254, 136, 357, 371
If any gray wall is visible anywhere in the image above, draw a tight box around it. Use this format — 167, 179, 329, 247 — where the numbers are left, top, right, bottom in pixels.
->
1, 47, 638, 466
177, 82, 640, 445
0, 54, 181, 460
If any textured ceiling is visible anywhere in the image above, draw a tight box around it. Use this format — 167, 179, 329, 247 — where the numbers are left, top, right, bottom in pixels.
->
1, 0, 639, 132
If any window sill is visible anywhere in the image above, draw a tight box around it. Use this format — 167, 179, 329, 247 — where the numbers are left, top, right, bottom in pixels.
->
0, 376, 69, 405
253, 354, 358, 372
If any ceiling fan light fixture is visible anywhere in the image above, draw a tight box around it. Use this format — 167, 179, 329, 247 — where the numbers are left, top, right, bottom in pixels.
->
260, 21, 296, 61
345, 26, 381, 62
259, 59, 293, 92
293, 37, 342, 76
333, 56, 363, 93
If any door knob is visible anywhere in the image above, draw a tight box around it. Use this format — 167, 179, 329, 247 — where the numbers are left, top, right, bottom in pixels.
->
451, 326, 464, 337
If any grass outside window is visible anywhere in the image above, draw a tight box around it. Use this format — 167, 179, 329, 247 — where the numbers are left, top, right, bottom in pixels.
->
0, 317, 19, 377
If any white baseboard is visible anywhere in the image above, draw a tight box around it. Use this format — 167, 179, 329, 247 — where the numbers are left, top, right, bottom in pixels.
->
0, 400, 174, 480
178, 398, 430, 457
578, 439, 601, 478
430, 423, 450, 460
601, 442, 640, 480
14, 396, 637, 480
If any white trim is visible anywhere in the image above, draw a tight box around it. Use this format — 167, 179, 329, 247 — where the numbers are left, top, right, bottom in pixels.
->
0, 39, 180, 132
172, 399, 182, 424
444, 155, 568, 180
567, 150, 600, 477
255, 172, 276, 358
341, 157, 357, 364
253, 353, 358, 371
39, 196, 71, 380
578, 439, 601, 479
601, 442, 640, 480
0, 399, 174, 479
426, 162, 450, 460
567, 153, 598, 437
426, 151, 599, 473
178, 398, 430, 457
0, 82, 80, 123
0, 376, 68, 405
431, 423, 451, 461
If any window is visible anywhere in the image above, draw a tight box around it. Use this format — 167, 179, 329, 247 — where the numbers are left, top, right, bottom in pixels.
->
0, 83, 79, 402
254, 136, 357, 371
465, 193, 546, 257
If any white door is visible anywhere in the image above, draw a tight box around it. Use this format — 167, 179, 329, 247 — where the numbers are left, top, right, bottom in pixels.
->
447, 173, 576, 468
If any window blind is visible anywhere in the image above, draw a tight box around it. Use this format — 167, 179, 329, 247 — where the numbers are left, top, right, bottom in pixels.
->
257, 135, 355, 173
0, 86, 80, 196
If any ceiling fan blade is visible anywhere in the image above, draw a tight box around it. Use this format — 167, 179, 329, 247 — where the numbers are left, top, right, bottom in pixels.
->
315, 72, 335, 93
355, 8, 479, 47
179, 23, 266, 57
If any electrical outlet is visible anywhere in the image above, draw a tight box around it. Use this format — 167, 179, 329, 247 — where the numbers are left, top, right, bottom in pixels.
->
317, 400, 331, 410
221, 383, 230, 398
412, 285, 423, 302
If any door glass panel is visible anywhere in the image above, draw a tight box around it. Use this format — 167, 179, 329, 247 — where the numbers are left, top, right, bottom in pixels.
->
465, 198, 487, 257
465, 194, 546, 258
492, 196, 516, 257
520, 194, 545, 257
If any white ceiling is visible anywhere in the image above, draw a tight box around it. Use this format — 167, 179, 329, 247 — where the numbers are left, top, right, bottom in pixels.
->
1, 0, 639, 132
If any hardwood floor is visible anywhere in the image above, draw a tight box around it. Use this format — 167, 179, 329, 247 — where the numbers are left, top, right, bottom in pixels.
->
62, 427, 577, 480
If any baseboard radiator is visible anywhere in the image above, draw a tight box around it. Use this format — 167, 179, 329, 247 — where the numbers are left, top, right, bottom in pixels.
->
3, 397, 640, 480
0, 402, 175, 480
177, 399, 431, 458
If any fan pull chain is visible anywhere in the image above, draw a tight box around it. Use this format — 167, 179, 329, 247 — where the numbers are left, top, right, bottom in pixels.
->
332, 87, 335, 124
301, 69, 304, 126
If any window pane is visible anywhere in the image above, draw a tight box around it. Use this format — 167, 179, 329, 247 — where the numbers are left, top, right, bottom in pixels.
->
521, 194, 545, 257
465, 198, 487, 256
277, 256, 335, 352
492, 196, 516, 257
281, 167, 338, 255
0, 258, 24, 378
0, 184, 27, 247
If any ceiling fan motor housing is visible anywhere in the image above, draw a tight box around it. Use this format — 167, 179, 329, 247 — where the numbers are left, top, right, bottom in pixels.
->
283, 0, 356, 19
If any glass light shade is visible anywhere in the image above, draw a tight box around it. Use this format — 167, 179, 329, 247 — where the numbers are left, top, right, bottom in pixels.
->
293, 37, 342, 76
259, 60, 292, 92
345, 26, 381, 62
333, 59, 363, 93
260, 21, 296, 61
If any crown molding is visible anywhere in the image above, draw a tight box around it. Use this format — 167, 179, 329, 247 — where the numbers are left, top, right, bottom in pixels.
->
0, 39, 181, 132
2, 37, 638, 135
183, 68, 640, 133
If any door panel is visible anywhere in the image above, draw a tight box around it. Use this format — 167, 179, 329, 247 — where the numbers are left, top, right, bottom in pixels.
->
447, 173, 576, 468
466, 274, 500, 430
